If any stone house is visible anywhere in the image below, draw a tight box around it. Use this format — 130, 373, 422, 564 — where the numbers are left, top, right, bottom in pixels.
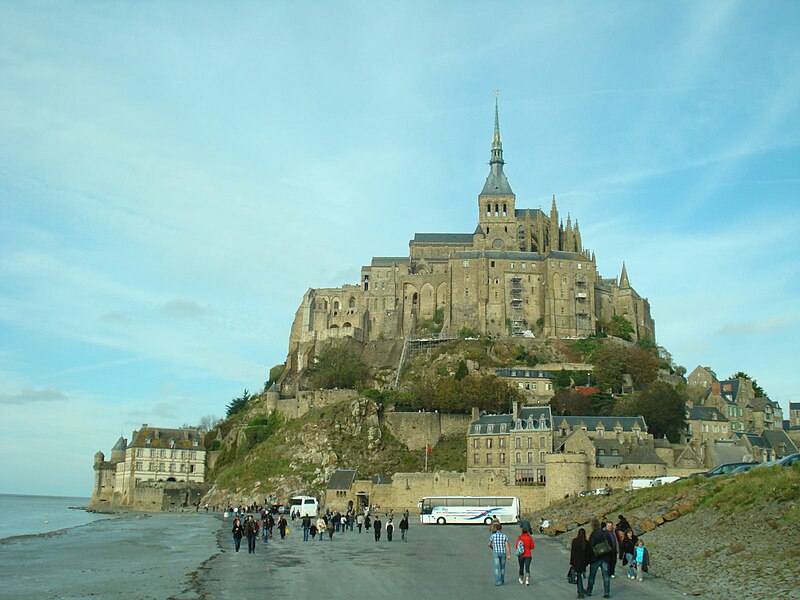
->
687, 365, 717, 389
735, 430, 798, 462
495, 368, 555, 405
92, 424, 207, 509
683, 406, 730, 446
786, 402, 800, 444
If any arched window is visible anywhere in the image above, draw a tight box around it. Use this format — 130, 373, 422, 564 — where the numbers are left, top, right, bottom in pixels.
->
502, 203, 507, 217
348, 297, 356, 308
494, 203, 499, 216
333, 300, 340, 311
486, 203, 491, 217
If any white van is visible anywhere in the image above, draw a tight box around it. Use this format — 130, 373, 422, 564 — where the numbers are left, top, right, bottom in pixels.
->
650, 476, 680, 487
629, 478, 654, 490
289, 496, 319, 517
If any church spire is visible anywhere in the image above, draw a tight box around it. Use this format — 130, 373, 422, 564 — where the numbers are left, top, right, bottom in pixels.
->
490, 90, 504, 166
480, 91, 513, 196
620, 262, 630, 288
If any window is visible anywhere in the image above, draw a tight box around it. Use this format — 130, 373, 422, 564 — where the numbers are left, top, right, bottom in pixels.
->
473, 438, 480, 449
473, 425, 480, 434
463, 260, 469, 268
486, 453, 493, 465
486, 438, 493, 448
515, 452, 521, 464
487, 424, 494, 434
597, 428, 604, 437
499, 437, 506, 447
521, 263, 526, 269
499, 452, 506, 465
473, 453, 480, 465
491, 261, 496, 268
528, 437, 533, 448
540, 451, 546, 462
527, 452, 533, 464
539, 437, 545, 448
510, 262, 515, 269
515, 437, 521, 448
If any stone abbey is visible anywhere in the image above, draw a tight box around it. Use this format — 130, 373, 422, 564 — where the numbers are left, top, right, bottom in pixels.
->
287, 100, 655, 371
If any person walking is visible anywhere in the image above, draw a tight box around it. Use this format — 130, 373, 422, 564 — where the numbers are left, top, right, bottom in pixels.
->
301, 515, 311, 541
386, 519, 394, 542
365, 514, 372, 532
488, 523, 511, 586
399, 515, 409, 542
605, 521, 620, 579
244, 515, 259, 554
231, 517, 244, 553
356, 513, 365, 533
277, 515, 288, 540
327, 515, 335, 540
515, 525, 535, 586
586, 519, 613, 598
620, 530, 638, 579
373, 515, 382, 542
316, 516, 326, 541
265, 512, 275, 541
633, 539, 650, 582
570, 527, 592, 599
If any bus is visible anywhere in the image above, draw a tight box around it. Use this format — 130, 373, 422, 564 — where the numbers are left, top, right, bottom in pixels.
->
289, 495, 319, 517
418, 496, 521, 525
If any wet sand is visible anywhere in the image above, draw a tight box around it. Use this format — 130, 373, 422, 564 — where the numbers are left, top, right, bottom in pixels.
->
0, 512, 221, 600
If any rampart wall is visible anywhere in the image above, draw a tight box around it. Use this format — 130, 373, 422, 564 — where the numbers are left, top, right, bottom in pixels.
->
383, 413, 471, 450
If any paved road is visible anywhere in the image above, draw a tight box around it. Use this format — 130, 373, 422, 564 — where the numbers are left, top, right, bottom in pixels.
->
190, 520, 690, 599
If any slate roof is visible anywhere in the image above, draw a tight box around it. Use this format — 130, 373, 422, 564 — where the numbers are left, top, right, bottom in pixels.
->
555, 416, 647, 432
413, 233, 474, 244
514, 208, 547, 219
717, 379, 740, 402
455, 251, 547, 261
129, 426, 202, 449
736, 432, 766, 448
592, 438, 627, 451
789, 402, 800, 411
371, 257, 409, 267
481, 168, 514, 195
495, 369, 555, 379
112, 436, 127, 452
761, 430, 799, 457
620, 444, 666, 465
687, 407, 728, 422
327, 469, 357, 490
710, 441, 749, 465
469, 414, 513, 435
751, 397, 780, 411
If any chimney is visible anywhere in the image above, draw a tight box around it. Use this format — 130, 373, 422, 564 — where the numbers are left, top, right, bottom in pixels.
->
512, 400, 519, 418
471, 407, 479, 420
711, 381, 721, 395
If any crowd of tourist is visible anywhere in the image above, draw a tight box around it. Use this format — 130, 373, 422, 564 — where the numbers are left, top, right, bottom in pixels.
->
225, 504, 411, 553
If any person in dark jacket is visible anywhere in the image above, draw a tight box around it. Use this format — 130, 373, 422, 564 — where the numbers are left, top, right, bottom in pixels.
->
277, 515, 288, 539
570, 527, 592, 599
604, 521, 620, 578
616, 514, 631, 533
373, 516, 382, 541
620, 529, 638, 577
231, 517, 244, 553
399, 515, 409, 542
243, 515, 259, 553
587, 519, 612, 598
386, 519, 394, 541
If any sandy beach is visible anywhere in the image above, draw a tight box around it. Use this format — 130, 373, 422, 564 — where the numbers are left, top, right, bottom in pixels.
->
0, 512, 220, 600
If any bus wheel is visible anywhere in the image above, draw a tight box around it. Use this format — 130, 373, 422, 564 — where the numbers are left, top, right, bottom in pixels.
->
436, 517, 446, 525
484, 517, 493, 525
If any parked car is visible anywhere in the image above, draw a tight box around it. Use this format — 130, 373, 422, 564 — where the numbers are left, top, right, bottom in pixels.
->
703, 462, 758, 477
729, 463, 756, 475
755, 452, 800, 469
650, 476, 681, 486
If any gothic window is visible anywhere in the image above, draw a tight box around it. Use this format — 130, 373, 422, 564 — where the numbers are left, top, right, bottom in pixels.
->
348, 297, 356, 308
333, 300, 340, 311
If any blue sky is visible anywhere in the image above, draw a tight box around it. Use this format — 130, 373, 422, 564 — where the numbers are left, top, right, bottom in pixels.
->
1, 2, 798, 497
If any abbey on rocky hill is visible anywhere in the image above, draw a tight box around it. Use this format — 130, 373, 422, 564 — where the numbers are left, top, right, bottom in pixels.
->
287, 99, 655, 371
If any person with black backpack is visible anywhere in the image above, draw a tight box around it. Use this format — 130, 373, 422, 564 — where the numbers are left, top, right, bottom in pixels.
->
586, 519, 613, 598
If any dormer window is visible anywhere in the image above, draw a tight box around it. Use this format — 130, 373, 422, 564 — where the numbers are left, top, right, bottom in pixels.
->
487, 424, 494, 434
473, 425, 480, 434
500, 424, 507, 433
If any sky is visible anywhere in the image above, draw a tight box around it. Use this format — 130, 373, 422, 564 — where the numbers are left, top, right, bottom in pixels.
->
1, 1, 798, 497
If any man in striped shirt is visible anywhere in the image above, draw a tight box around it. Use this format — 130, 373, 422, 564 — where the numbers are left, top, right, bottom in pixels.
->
488, 523, 511, 586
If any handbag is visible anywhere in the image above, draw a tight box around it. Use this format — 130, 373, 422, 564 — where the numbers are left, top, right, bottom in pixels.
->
567, 567, 577, 584
592, 539, 612, 556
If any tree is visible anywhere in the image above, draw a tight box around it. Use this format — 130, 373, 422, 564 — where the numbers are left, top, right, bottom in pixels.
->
593, 342, 658, 393
605, 315, 634, 341
550, 390, 592, 416
623, 381, 686, 441
196, 414, 222, 433
454, 360, 469, 381
589, 391, 616, 416
226, 389, 251, 417
306, 343, 369, 389
674, 365, 687, 377
729, 371, 767, 398
626, 346, 660, 390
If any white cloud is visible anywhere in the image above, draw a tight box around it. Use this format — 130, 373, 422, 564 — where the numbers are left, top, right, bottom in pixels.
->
0, 388, 67, 405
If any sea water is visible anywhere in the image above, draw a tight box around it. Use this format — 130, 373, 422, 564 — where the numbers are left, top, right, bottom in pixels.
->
0, 493, 107, 540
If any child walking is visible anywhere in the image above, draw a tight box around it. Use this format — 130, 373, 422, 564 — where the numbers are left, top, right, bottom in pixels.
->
633, 539, 650, 581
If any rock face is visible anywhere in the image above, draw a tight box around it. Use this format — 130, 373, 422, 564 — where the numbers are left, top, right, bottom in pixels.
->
203, 397, 406, 507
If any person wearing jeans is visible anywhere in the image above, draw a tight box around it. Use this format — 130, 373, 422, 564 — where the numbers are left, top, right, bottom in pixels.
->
301, 515, 311, 542
399, 516, 409, 542
586, 519, 612, 598
488, 523, 511, 586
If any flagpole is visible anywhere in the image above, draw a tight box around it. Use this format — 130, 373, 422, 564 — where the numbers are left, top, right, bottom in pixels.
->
425, 441, 428, 473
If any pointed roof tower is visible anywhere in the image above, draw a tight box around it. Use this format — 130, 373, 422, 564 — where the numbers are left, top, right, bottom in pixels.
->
620, 262, 631, 288
480, 92, 514, 196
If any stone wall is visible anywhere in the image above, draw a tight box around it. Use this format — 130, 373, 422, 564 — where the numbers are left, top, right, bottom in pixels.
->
273, 389, 360, 420
326, 470, 548, 515
383, 412, 471, 450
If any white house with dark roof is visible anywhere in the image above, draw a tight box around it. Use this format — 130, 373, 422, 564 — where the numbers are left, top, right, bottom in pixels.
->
495, 368, 555, 405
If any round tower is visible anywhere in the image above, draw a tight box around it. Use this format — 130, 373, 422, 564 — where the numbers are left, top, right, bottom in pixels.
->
94, 450, 105, 467
545, 452, 590, 505
265, 382, 280, 414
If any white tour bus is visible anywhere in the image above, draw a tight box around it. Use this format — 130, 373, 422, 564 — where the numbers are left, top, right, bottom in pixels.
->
289, 495, 319, 517
418, 496, 521, 525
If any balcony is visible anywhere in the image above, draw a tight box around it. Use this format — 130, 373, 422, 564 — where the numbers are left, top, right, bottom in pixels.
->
575, 292, 587, 299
